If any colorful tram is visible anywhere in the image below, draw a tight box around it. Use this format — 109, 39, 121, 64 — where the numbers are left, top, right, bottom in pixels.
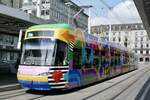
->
17, 24, 137, 90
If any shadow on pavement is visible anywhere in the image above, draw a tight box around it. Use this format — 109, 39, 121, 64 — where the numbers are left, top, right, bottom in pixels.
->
135, 76, 150, 100
0, 74, 18, 86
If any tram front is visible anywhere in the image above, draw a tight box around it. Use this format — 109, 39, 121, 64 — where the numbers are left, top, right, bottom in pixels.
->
17, 30, 69, 90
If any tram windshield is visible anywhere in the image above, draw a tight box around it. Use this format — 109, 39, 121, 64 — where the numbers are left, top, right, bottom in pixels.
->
20, 38, 68, 66
20, 38, 55, 66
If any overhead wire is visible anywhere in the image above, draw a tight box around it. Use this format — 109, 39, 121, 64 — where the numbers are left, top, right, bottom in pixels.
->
74, 0, 100, 18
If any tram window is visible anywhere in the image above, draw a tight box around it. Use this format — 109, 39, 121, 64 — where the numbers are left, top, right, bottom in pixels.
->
101, 50, 105, 56
55, 40, 67, 66
117, 55, 119, 65
117, 54, 120, 65
101, 50, 105, 67
94, 50, 99, 56
115, 55, 118, 65
27, 31, 54, 38
99, 56, 102, 67
93, 57, 99, 69
93, 49, 99, 69
85, 48, 92, 68
86, 48, 91, 62
111, 57, 114, 66
101, 56, 105, 67
73, 48, 82, 69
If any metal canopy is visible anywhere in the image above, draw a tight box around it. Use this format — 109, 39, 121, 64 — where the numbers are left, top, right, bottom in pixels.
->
0, 4, 56, 35
134, 0, 150, 38
0, 13, 33, 35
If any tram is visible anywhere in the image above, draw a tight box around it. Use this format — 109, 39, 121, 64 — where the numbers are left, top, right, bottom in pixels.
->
17, 24, 137, 90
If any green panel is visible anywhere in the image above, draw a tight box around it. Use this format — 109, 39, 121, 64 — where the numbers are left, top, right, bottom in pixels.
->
28, 23, 73, 30
75, 40, 83, 49
68, 48, 73, 59
83, 75, 94, 82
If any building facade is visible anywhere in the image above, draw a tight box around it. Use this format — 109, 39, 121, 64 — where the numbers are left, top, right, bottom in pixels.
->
0, 32, 19, 73
22, 0, 88, 30
0, 0, 22, 8
0, 1, 22, 73
91, 23, 150, 63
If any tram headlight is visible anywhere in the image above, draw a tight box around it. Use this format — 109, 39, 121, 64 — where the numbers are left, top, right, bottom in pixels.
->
38, 72, 49, 76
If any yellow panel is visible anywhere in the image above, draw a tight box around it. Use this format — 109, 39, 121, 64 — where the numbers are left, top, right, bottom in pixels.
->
25, 28, 75, 44
17, 74, 48, 82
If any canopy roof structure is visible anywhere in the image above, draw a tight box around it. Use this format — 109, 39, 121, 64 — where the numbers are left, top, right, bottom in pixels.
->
134, 0, 150, 38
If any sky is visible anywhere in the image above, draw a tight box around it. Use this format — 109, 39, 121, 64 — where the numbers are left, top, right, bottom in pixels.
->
72, 0, 142, 26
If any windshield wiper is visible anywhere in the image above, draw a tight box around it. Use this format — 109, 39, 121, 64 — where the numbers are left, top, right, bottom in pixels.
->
45, 50, 48, 65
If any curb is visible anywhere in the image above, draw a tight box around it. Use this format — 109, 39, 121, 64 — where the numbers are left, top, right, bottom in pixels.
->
0, 84, 21, 92
135, 77, 150, 100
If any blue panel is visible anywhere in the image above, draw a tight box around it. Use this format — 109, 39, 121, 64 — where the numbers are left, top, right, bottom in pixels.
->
18, 80, 50, 90
68, 70, 81, 87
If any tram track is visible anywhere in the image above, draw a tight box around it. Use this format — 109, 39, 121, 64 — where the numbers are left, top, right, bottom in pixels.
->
0, 90, 27, 100
82, 66, 150, 100
0, 88, 46, 100
0, 89, 26, 97
0, 91, 44, 100
110, 68, 150, 100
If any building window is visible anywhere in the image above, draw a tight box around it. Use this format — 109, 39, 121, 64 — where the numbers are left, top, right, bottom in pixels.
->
106, 32, 109, 35
146, 50, 149, 54
125, 37, 128, 42
118, 37, 121, 42
140, 50, 143, 54
141, 37, 143, 41
42, 1, 45, 4
139, 58, 143, 62
119, 26, 121, 30
141, 25, 144, 29
135, 44, 137, 48
145, 58, 149, 62
141, 44, 143, 48
124, 42, 127, 47
113, 38, 115, 41
41, 10, 45, 15
146, 44, 149, 47
24, 10, 28, 13
46, 10, 49, 15
135, 25, 138, 29
113, 32, 115, 35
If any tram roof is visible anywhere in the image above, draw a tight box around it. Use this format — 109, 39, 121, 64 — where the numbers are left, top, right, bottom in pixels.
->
28, 23, 74, 30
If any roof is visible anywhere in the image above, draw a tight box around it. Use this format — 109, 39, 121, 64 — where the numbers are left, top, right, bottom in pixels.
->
133, 0, 150, 38
28, 23, 74, 30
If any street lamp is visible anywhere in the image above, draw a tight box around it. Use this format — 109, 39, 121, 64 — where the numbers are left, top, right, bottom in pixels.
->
65, 3, 93, 32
